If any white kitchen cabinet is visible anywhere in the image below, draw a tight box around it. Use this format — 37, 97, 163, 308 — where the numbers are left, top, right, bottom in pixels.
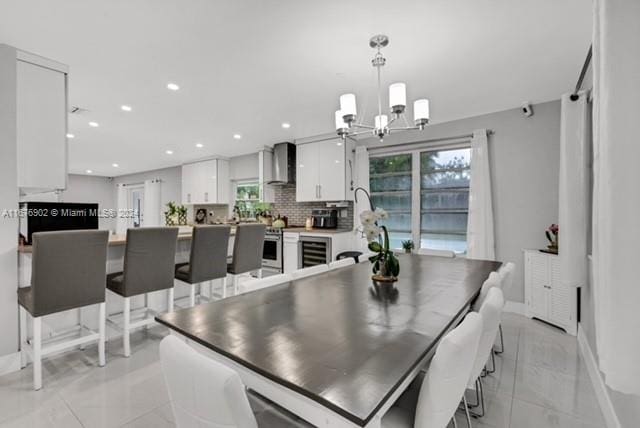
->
283, 232, 299, 274
13, 48, 68, 192
182, 158, 229, 205
296, 139, 354, 202
524, 249, 577, 335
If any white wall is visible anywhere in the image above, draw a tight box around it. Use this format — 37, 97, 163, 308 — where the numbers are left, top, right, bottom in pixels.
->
359, 100, 561, 304
60, 174, 116, 231
112, 165, 182, 217
0, 45, 19, 361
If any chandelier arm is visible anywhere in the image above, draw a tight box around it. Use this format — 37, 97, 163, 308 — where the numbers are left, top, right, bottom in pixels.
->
387, 125, 420, 131
386, 116, 398, 127
349, 129, 376, 137
351, 123, 376, 130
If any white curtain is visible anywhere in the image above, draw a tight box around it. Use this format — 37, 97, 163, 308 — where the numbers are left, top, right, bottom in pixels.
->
592, 0, 640, 395
558, 92, 590, 289
143, 179, 162, 227
115, 184, 128, 234
354, 146, 370, 251
466, 129, 495, 260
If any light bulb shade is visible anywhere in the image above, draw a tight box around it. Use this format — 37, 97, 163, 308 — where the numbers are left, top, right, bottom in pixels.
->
339, 93, 357, 118
335, 110, 348, 131
414, 99, 430, 124
389, 83, 406, 112
375, 114, 388, 130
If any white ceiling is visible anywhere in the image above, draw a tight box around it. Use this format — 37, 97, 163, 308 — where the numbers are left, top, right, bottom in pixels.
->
0, 0, 592, 177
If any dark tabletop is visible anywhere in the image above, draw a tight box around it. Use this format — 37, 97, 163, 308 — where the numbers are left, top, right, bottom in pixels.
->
156, 254, 501, 426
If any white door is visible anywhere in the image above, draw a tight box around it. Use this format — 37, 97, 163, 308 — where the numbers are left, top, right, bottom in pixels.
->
17, 60, 67, 190
527, 252, 549, 318
317, 140, 345, 201
296, 143, 319, 202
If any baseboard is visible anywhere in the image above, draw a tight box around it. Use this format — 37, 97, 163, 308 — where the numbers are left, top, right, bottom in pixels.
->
0, 351, 21, 377
503, 300, 525, 315
577, 324, 621, 428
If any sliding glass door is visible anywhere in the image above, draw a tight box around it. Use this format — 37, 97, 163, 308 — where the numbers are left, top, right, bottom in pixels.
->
369, 145, 471, 254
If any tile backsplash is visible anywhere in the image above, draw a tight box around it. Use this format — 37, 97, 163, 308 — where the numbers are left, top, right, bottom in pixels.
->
271, 184, 354, 230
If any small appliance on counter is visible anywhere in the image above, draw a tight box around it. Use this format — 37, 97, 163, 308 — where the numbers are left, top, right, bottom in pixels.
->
311, 208, 338, 229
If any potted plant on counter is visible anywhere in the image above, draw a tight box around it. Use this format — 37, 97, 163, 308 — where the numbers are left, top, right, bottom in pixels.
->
360, 208, 400, 287
401, 239, 414, 254
164, 202, 188, 226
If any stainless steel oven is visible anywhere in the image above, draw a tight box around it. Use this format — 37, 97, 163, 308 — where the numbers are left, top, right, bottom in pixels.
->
262, 229, 283, 272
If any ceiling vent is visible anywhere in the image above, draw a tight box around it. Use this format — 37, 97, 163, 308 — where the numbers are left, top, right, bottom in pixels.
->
69, 106, 90, 114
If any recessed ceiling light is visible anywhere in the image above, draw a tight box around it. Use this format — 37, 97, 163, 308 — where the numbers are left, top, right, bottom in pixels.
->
112, 163, 119, 168
167, 83, 180, 91
88, 121, 99, 127
281, 122, 291, 129
165, 150, 174, 155
336, 141, 343, 146
66, 133, 75, 139
86, 169, 93, 174
233, 134, 242, 140
195, 143, 204, 148
299, 164, 304, 168
335, 160, 340, 163
121, 105, 132, 112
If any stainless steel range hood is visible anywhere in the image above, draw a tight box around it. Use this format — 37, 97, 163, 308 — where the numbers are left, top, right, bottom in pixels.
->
268, 142, 296, 185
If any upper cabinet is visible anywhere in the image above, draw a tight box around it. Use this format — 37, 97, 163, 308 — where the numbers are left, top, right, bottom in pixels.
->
8, 47, 68, 192
182, 158, 229, 205
296, 139, 354, 202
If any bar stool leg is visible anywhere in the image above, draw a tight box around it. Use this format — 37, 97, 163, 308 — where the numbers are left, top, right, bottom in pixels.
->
257, 269, 263, 279
19, 306, 27, 369
167, 288, 175, 312
123, 297, 131, 358
189, 284, 196, 307
98, 302, 106, 367
79, 307, 85, 350
33, 316, 42, 390
222, 277, 227, 299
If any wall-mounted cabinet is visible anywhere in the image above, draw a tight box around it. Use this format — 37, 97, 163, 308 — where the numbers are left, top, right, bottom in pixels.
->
296, 139, 354, 202
9, 47, 68, 192
181, 158, 229, 205
524, 249, 577, 335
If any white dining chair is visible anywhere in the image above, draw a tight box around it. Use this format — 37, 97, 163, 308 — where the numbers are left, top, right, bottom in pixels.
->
382, 312, 483, 428
237, 274, 292, 294
291, 264, 329, 279
159, 335, 259, 428
467, 287, 504, 418
329, 258, 356, 270
417, 248, 456, 258
472, 272, 502, 311
494, 262, 515, 354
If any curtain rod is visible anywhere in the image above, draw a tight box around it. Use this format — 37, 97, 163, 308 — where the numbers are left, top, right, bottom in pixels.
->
570, 45, 592, 101
362, 130, 494, 152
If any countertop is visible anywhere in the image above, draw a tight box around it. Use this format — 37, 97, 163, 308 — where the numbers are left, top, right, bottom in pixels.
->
282, 227, 353, 234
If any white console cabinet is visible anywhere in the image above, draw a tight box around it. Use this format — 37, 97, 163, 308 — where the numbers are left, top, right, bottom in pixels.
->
523, 249, 577, 335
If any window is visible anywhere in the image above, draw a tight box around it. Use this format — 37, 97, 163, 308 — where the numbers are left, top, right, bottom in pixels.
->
369, 146, 471, 254
420, 148, 471, 254
234, 181, 260, 219
369, 154, 412, 249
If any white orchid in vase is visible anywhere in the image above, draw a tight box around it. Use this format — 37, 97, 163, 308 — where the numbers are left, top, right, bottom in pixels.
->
359, 207, 400, 281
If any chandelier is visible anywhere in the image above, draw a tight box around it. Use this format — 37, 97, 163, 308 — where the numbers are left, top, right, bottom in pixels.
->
335, 35, 430, 142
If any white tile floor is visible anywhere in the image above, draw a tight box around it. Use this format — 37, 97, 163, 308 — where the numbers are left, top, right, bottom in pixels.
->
0, 313, 605, 428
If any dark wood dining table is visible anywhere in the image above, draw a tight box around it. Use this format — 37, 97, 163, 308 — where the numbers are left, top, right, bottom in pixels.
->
156, 254, 501, 427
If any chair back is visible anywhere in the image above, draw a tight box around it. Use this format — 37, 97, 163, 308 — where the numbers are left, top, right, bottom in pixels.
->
188, 225, 231, 283
498, 262, 515, 293
239, 274, 292, 294
417, 248, 456, 258
473, 271, 502, 311
291, 264, 329, 279
470, 287, 504, 382
122, 227, 178, 296
229, 224, 266, 274
329, 258, 355, 270
31, 230, 109, 316
415, 312, 483, 428
159, 336, 258, 428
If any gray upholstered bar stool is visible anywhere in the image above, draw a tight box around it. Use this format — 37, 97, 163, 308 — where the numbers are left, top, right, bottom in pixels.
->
18, 230, 109, 390
174, 225, 231, 306
106, 227, 178, 357
226, 223, 266, 296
